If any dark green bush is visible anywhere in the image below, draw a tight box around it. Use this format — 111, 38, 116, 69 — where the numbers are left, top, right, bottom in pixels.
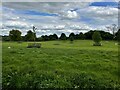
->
27, 43, 41, 48
92, 31, 102, 46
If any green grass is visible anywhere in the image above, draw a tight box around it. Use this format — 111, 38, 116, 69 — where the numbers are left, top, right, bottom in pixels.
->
2, 40, 119, 89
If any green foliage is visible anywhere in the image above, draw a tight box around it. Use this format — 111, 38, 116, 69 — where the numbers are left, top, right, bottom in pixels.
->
25, 30, 36, 41
2, 40, 119, 89
49, 34, 58, 40
84, 30, 94, 39
99, 31, 113, 40
2, 36, 10, 41
41, 35, 50, 41
79, 32, 85, 40
4, 30, 115, 42
84, 30, 113, 40
92, 31, 102, 46
59, 33, 67, 40
69, 33, 75, 42
9, 29, 22, 41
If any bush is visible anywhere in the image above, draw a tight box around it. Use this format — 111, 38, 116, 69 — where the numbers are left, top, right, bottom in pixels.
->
27, 43, 41, 48
92, 31, 102, 46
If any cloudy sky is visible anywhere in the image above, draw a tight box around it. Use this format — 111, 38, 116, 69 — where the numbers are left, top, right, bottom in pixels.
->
1, 1, 119, 37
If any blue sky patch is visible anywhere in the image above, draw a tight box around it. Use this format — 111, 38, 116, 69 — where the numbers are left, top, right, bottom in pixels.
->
23, 10, 58, 16
8, 8, 58, 16
90, 2, 118, 7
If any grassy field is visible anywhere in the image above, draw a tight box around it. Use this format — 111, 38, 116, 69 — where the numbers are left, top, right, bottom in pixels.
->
2, 40, 119, 89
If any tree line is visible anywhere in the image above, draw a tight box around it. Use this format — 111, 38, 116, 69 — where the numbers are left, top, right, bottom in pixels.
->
2, 29, 120, 42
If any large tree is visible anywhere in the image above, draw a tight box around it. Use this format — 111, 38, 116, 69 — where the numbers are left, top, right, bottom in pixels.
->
69, 33, 75, 38
9, 29, 22, 41
79, 32, 85, 40
84, 30, 94, 40
106, 24, 118, 39
25, 30, 36, 41
41, 35, 49, 41
49, 34, 58, 40
99, 31, 113, 40
59, 33, 67, 40
53, 34, 58, 40
69, 33, 75, 42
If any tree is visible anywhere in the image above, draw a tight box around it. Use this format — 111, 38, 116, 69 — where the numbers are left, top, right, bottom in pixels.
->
9, 29, 22, 41
25, 30, 36, 41
99, 31, 113, 40
106, 24, 118, 39
26, 26, 41, 48
69, 33, 75, 38
84, 30, 94, 40
59, 33, 67, 40
92, 31, 102, 46
53, 34, 58, 40
79, 32, 85, 40
2, 36, 10, 41
75, 34, 79, 40
32, 26, 37, 42
49, 34, 58, 40
69, 33, 75, 43
41, 35, 49, 41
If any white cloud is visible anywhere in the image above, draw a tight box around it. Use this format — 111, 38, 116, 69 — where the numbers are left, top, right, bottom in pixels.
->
79, 6, 118, 18
3, 20, 32, 30
1, 2, 118, 36
67, 10, 78, 19
78, 6, 118, 25
2, 2, 89, 18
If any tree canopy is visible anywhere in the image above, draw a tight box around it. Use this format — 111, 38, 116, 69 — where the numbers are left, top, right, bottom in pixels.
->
9, 29, 22, 41
25, 30, 36, 41
6, 29, 119, 42
92, 31, 102, 46
59, 33, 67, 40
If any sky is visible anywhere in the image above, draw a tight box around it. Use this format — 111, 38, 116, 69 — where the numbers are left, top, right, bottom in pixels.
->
1, 1, 119, 37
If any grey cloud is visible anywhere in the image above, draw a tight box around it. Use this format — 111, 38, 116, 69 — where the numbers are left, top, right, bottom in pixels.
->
1, 2, 118, 36
77, 6, 118, 25
3, 2, 89, 19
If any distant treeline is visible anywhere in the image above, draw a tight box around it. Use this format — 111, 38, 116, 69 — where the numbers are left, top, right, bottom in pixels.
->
1, 29, 120, 41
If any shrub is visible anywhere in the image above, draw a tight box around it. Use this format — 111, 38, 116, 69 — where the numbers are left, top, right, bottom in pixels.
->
92, 31, 102, 46
27, 43, 41, 48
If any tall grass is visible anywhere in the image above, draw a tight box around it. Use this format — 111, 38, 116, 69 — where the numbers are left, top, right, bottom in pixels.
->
2, 40, 119, 89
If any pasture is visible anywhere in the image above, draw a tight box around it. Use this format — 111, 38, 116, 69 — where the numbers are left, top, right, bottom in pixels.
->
2, 40, 119, 89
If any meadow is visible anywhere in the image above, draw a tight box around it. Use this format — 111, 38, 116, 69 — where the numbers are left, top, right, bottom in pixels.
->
2, 40, 120, 89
